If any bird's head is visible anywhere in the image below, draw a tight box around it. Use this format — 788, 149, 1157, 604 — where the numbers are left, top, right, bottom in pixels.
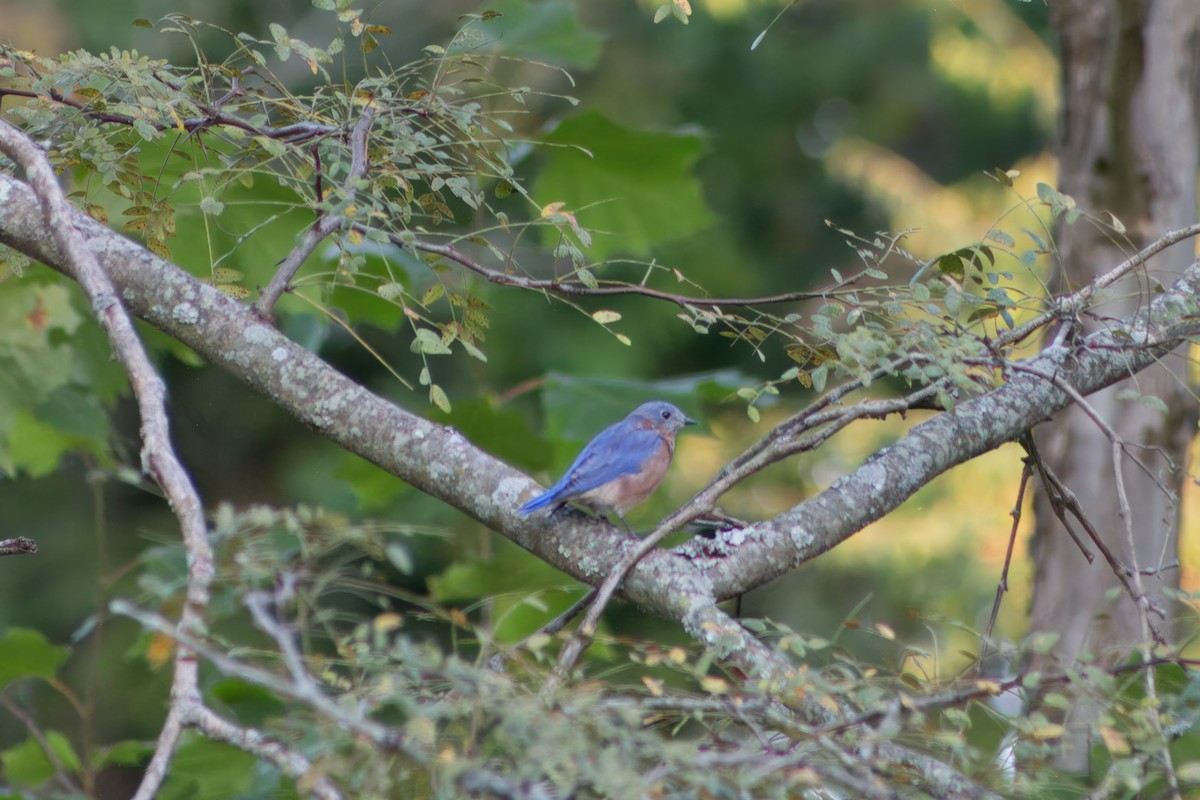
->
630, 401, 697, 434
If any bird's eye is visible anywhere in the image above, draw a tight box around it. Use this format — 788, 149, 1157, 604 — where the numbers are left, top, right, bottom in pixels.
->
661, 409, 671, 420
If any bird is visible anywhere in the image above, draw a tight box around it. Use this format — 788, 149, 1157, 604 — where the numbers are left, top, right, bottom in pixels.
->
518, 400, 696, 533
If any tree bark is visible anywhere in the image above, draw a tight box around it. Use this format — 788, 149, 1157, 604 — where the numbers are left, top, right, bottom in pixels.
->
1030, 0, 1200, 772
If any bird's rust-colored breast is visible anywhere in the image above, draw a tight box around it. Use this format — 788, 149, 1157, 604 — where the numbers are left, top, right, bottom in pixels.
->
579, 436, 673, 515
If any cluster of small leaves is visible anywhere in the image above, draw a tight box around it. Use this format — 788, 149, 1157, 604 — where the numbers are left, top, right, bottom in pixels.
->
0, 9, 590, 407
696, 177, 1135, 421
0, 266, 125, 476
91, 505, 1200, 798
0, 2, 1136, 432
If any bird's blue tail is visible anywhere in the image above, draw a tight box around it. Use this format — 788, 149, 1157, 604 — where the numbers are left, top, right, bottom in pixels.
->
519, 489, 559, 515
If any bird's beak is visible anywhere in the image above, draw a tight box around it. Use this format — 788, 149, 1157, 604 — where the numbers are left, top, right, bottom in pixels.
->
683, 415, 698, 426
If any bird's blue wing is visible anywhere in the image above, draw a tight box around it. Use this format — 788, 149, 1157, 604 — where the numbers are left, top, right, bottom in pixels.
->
520, 421, 661, 512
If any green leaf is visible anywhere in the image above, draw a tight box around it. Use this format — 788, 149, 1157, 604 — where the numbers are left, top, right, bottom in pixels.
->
412, 328, 451, 355
537, 112, 715, 259
1, 731, 80, 788
986, 229, 1015, 247
989, 167, 1013, 187
386, 542, 413, 574
159, 736, 256, 800
96, 739, 155, 768
475, 0, 602, 69
429, 384, 451, 413
810, 365, 828, 393
378, 281, 405, 301
429, 542, 590, 643
936, 253, 964, 280
426, 396, 549, 470
966, 304, 1001, 324
207, 679, 287, 727
0, 628, 70, 689
576, 268, 599, 288
333, 452, 411, 511
9, 411, 79, 477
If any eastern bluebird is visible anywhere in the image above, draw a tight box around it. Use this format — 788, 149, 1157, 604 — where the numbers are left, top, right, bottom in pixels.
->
519, 401, 696, 532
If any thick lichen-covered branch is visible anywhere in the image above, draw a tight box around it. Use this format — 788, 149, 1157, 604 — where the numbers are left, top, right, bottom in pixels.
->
2, 172, 1197, 625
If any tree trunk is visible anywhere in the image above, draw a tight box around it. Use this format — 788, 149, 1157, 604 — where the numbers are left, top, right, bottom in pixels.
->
1029, 0, 1200, 773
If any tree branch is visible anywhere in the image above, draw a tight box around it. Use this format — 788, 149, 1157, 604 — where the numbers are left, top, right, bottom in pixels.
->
0, 537, 38, 556
3, 171, 1198, 630
693, 257, 1200, 600
2, 175, 1196, 797
0, 122, 213, 800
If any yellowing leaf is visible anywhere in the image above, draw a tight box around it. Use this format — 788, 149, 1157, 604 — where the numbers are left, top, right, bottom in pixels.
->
642, 676, 664, 697
215, 284, 252, 299
874, 622, 895, 640
372, 612, 404, 633
1099, 725, 1130, 755
1030, 724, 1066, 741
378, 282, 405, 301
699, 676, 729, 695
407, 716, 437, 747
422, 284, 446, 305
524, 633, 551, 652
145, 631, 174, 669
591, 309, 621, 324
211, 268, 244, 283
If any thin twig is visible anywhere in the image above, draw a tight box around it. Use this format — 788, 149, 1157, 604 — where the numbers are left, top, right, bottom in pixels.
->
399, 238, 828, 308
1016, 365, 1170, 639
112, 599, 411, 756
256, 104, 378, 316
813, 656, 1200, 738
1109, 438, 1180, 797
1027, 448, 1096, 565
0, 86, 339, 143
995, 223, 1200, 349
980, 454, 1034, 667
0, 693, 86, 795
537, 588, 597, 637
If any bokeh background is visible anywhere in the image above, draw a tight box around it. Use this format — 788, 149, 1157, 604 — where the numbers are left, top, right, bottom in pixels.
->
4, 0, 1195, 789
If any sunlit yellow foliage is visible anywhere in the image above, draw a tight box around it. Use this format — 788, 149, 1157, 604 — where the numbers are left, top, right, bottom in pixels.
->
925, 0, 1058, 130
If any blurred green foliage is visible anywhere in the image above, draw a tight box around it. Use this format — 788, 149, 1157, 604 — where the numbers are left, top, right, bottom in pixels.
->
13, 0, 1191, 797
